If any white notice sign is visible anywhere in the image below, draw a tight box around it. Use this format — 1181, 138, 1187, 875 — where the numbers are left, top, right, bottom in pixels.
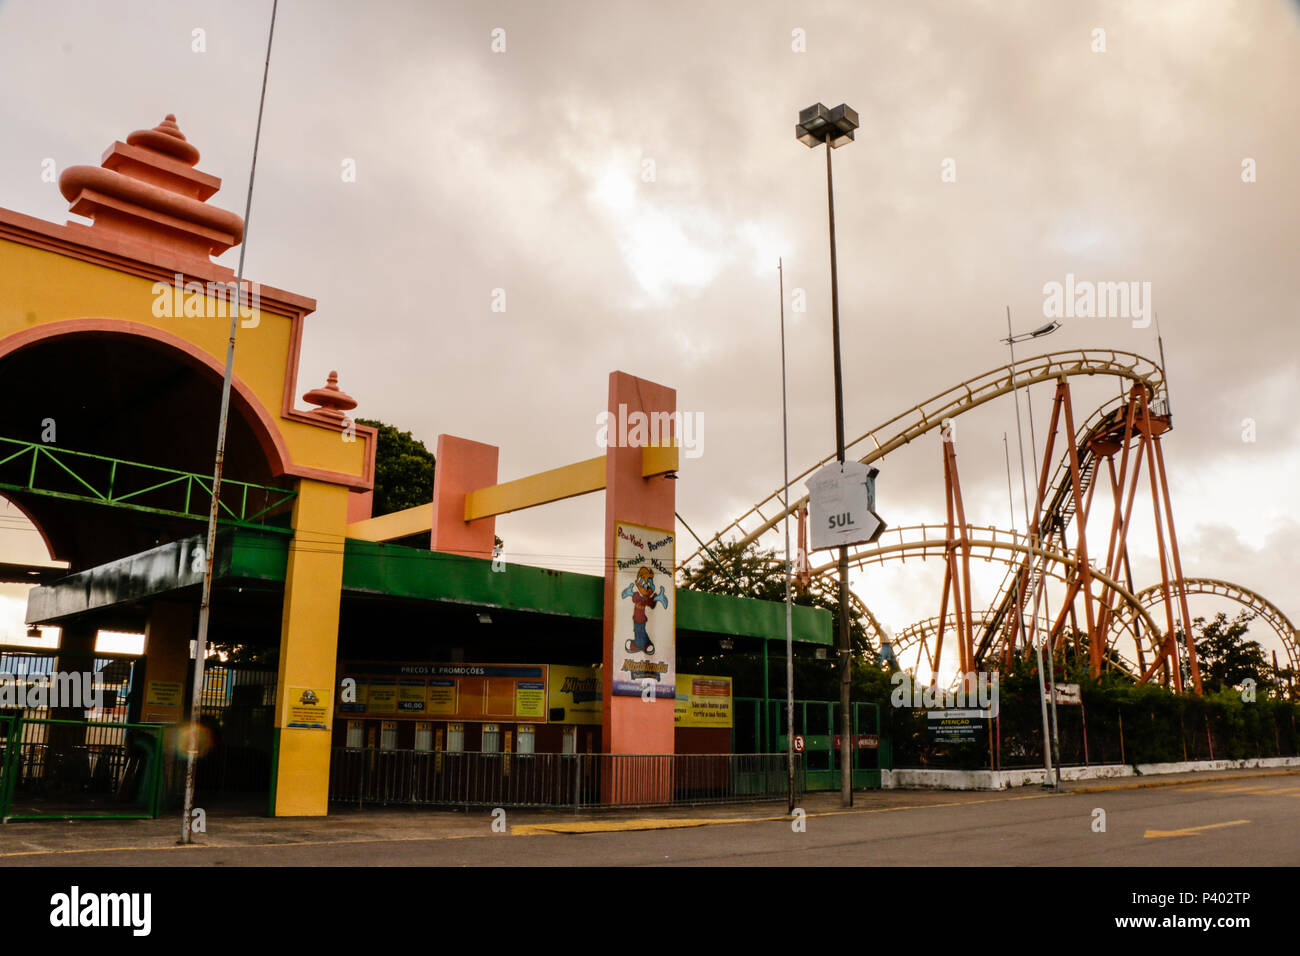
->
806, 461, 886, 550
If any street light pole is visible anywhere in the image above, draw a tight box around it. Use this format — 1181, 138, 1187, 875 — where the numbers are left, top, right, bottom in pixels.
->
826, 133, 855, 811
796, 102, 859, 808
1003, 309, 1057, 789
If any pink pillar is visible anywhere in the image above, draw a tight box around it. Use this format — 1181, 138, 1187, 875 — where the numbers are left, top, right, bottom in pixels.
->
430, 435, 499, 559
602, 371, 677, 757
346, 489, 373, 523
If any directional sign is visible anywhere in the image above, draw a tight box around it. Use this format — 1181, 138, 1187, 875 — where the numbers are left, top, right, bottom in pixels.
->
806, 461, 886, 550
793, 734, 805, 753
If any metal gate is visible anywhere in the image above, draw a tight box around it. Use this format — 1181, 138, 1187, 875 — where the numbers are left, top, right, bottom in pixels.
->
0, 715, 165, 821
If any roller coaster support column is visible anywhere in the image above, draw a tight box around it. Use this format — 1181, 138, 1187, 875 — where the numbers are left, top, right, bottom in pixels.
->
1037, 379, 1099, 671
1140, 404, 1201, 694
937, 420, 975, 678
1152, 436, 1200, 692
1094, 388, 1150, 674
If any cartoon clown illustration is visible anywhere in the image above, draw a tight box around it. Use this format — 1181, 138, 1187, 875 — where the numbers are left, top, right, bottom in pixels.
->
620, 566, 669, 655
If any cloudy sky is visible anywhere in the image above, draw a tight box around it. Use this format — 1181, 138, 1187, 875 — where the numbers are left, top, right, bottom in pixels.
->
1, 0, 1297, 671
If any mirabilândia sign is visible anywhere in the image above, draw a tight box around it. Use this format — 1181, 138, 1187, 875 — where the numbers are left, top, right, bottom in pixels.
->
806, 460, 885, 550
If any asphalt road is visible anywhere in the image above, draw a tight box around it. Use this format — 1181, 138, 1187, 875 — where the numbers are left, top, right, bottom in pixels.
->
3, 776, 1297, 866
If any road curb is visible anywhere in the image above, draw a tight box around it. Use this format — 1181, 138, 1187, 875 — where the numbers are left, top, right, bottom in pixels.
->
1066, 768, 1300, 794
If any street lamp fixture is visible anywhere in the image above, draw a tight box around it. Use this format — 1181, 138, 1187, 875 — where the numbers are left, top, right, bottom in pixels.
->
796, 103, 859, 149
1004, 320, 1061, 344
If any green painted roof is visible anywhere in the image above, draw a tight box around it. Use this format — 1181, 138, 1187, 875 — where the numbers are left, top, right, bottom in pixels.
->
29, 529, 832, 646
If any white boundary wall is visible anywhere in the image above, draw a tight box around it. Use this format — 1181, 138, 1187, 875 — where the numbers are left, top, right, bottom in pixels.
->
881, 756, 1300, 791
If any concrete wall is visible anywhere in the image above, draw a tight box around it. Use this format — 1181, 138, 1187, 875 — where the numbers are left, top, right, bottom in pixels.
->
881, 756, 1300, 791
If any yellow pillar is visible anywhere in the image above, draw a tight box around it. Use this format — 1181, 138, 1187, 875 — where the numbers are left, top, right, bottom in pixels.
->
272, 478, 349, 816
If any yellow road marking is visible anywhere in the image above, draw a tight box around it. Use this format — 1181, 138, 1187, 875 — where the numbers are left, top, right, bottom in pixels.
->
512, 791, 1059, 836
0, 831, 483, 860
1143, 819, 1250, 839
513, 817, 752, 835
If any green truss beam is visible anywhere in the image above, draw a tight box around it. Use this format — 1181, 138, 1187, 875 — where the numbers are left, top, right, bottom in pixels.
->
0, 435, 295, 530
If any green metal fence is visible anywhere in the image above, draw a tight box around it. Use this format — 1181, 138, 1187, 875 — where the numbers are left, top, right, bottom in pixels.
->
0, 716, 166, 822
734, 697, 888, 790
0, 715, 12, 816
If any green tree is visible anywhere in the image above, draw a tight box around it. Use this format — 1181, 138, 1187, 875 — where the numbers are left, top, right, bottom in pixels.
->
1182, 611, 1274, 694
355, 418, 436, 515
680, 538, 871, 657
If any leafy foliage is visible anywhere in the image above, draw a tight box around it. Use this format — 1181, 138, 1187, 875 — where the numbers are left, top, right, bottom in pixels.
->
355, 418, 436, 515
1182, 611, 1275, 693
679, 538, 872, 657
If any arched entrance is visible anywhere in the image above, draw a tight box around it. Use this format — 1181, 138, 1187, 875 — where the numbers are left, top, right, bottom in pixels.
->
0, 322, 292, 570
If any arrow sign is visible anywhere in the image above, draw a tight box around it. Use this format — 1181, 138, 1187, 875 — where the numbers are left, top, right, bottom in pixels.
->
806, 461, 886, 551
1143, 819, 1250, 839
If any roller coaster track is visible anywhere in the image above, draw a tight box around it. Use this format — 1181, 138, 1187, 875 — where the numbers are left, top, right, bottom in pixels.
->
895, 611, 1053, 668
805, 522, 1164, 657
898, 612, 1143, 680
680, 349, 1163, 571
1110, 577, 1300, 676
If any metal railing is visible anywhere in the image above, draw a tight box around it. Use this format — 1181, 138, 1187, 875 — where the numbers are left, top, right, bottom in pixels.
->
0, 434, 296, 529
329, 750, 803, 810
0, 716, 165, 821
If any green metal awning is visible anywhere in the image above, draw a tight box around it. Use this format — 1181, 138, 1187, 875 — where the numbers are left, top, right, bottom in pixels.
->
27, 528, 832, 646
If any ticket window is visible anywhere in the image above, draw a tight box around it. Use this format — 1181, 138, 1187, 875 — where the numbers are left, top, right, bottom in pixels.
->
380, 721, 398, 751
446, 723, 465, 753
414, 721, 433, 752
481, 724, 500, 753
345, 721, 364, 749
561, 726, 577, 755
517, 725, 535, 755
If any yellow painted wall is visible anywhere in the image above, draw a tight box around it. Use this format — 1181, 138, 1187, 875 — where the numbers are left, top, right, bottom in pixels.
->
0, 239, 368, 483
273, 479, 349, 816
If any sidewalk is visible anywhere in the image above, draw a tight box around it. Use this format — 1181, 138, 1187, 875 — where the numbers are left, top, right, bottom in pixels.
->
2, 766, 1296, 860
0, 789, 1008, 859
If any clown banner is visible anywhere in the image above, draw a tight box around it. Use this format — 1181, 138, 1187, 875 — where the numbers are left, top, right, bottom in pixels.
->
612, 521, 676, 698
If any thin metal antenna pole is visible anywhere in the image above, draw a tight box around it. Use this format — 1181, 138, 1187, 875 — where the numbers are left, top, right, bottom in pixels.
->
1005, 307, 1055, 788
779, 258, 796, 813
1156, 313, 1171, 416
182, 0, 279, 844
1020, 326, 1062, 785
1003, 432, 1021, 658
1003, 433, 1016, 533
